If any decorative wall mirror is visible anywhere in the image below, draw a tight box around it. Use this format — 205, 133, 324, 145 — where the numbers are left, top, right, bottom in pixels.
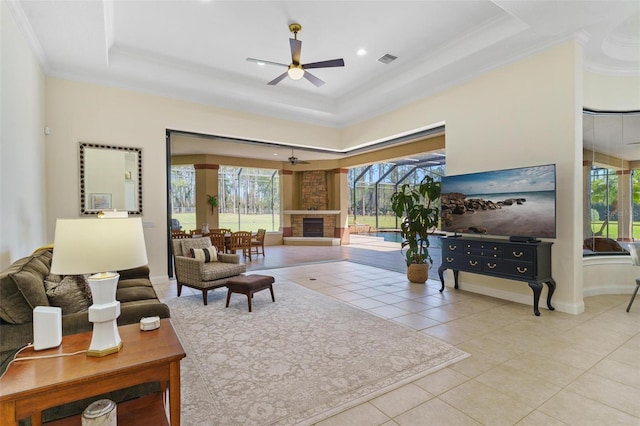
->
80, 142, 142, 215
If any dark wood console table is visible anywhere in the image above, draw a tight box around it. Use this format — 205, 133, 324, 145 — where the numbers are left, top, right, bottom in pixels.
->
438, 236, 555, 316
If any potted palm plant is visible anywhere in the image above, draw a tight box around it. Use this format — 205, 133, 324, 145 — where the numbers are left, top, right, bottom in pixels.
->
390, 175, 441, 283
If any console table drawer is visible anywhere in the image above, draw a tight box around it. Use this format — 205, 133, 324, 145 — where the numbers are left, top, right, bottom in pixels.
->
484, 261, 534, 279
504, 246, 534, 260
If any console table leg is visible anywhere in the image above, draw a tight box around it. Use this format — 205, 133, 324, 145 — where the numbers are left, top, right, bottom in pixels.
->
545, 279, 556, 311
438, 265, 446, 292
528, 282, 542, 316
453, 270, 459, 289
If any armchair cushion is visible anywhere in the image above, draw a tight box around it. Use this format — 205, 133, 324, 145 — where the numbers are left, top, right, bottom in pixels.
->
180, 237, 211, 257
191, 246, 217, 263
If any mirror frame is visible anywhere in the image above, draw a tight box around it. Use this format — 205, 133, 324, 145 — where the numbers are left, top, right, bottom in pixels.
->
79, 142, 143, 215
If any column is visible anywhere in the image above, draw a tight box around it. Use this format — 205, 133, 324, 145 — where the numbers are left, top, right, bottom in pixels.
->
617, 169, 632, 241
582, 160, 592, 239
194, 163, 219, 232
280, 169, 293, 237
332, 168, 350, 244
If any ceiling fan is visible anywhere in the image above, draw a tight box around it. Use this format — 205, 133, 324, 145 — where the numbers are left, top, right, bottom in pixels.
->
288, 149, 310, 165
247, 23, 345, 87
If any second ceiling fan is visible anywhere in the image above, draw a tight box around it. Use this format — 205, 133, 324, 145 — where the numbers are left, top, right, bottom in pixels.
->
247, 23, 345, 87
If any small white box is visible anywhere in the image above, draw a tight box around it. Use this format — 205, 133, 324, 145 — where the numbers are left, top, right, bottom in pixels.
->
33, 306, 62, 350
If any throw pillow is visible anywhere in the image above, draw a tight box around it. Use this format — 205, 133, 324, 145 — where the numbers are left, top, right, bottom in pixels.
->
180, 237, 212, 258
191, 246, 218, 263
44, 274, 93, 315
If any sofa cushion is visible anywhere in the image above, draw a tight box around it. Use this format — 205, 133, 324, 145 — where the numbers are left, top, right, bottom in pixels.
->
117, 286, 158, 303
0, 250, 52, 324
44, 274, 92, 315
191, 246, 218, 263
180, 237, 211, 258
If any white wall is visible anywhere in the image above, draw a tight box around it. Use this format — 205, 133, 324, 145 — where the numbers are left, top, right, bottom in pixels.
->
0, 2, 46, 268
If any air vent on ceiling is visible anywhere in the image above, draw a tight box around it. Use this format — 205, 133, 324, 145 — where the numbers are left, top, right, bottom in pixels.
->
377, 54, 398, 64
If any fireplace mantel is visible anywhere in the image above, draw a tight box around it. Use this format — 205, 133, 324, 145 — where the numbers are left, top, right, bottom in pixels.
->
283, 210, 341, 215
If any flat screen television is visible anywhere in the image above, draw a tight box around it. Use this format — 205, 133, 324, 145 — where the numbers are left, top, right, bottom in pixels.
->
440, 164, 556, 239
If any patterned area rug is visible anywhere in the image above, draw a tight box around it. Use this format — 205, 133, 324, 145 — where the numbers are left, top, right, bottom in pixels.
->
165, 279, 469, 425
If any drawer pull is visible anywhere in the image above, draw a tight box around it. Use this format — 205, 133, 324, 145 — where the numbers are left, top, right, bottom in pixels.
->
446, 257, 454, 262
469, 260, 478, 266
517, 266, 528, 274
449, 245, 457, 250
487, 263, 497, 269
513, 251, 524, 258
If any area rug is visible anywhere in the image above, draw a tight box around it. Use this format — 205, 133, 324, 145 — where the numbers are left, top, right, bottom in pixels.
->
164, 279, 469, 425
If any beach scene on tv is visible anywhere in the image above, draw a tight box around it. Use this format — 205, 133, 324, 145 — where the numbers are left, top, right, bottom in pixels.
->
440, 164, 556, 238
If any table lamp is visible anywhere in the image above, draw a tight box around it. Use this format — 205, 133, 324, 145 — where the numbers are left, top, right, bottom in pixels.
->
50, 216, 148, 357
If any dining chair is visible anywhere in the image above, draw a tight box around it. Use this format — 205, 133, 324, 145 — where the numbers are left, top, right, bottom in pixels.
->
208, 232, 227, 254
229, 231, 252, 261
251, 229, 266, 257
172, 231, 191, 239
626, 243, 640, 312
189, 228, 202, 236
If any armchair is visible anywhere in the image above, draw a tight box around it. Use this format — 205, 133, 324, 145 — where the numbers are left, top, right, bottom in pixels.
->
172, 237, 246, 305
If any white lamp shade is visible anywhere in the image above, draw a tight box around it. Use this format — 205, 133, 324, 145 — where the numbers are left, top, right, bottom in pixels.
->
51, 218, 148, 275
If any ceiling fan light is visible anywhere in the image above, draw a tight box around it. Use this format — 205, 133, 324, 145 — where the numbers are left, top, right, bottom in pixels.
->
288, 66, 305, 80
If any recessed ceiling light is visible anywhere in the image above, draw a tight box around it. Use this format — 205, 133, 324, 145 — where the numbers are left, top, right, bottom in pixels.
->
357, 49, 367, 56
257, 61, 265, 66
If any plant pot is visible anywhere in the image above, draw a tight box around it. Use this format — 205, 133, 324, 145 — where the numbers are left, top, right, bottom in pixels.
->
407, 263, 428, 284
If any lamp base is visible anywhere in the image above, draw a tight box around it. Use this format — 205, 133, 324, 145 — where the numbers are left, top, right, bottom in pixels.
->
87, 273, 123, 357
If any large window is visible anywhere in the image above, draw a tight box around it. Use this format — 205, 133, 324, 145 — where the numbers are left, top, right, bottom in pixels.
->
218, 166, 280, 231
170, 165, 280, 232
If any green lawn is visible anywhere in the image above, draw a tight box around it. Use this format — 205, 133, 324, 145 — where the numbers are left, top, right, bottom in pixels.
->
173, 213, 280, 233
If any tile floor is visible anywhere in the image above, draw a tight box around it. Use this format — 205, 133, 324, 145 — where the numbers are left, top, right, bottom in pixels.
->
158, 236, 640, 425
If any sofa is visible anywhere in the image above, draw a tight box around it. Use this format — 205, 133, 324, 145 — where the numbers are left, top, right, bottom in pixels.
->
0, 247, 170, 424
172, 236, 247, 305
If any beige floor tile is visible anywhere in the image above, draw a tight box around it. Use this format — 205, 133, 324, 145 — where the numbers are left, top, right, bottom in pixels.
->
390, 299, 432, 313
566, 372, 640, 417
371, 293, 409, 304
369, 383, 434, 418
515, 409, 571, 426
608, 346, 640, 368
330, 291, 367, 302
420, 306, 468, 322
538, 389, 639, 425
503, 351, 586, 387
392, 313, 441, 330
448, 351, 502, 378
348, 297, 388, 310
316, 286, 350, 296
413, 367, 470, 396
456, 334, 526, 364
590, 358, 640, 389
422, 323, 483, 346
476, 364, 562, 407
315, 402, 390, 426
440, 380, 534, 425
394, 398, 481, 426
367, 304, 411, 319
353, 288, 387, 297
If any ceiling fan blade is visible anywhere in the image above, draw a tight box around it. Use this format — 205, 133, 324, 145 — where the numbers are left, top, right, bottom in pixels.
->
302, 58, 345, 69
246, 58, 288, 68
303, 71, 325, 87
290, 38, 302, 64
267, 71, 289, 86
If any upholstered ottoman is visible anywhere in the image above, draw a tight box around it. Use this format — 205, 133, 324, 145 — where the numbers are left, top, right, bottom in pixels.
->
225, 274, 275, 312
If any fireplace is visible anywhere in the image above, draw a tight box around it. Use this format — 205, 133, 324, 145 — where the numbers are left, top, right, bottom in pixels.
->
303, 218, 324, 237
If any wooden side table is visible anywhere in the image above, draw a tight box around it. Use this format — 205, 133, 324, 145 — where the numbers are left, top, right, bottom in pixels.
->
0, 319, 185, 426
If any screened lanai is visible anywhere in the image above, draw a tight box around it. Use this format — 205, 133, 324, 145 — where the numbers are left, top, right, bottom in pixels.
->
348, 154, 446, 231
